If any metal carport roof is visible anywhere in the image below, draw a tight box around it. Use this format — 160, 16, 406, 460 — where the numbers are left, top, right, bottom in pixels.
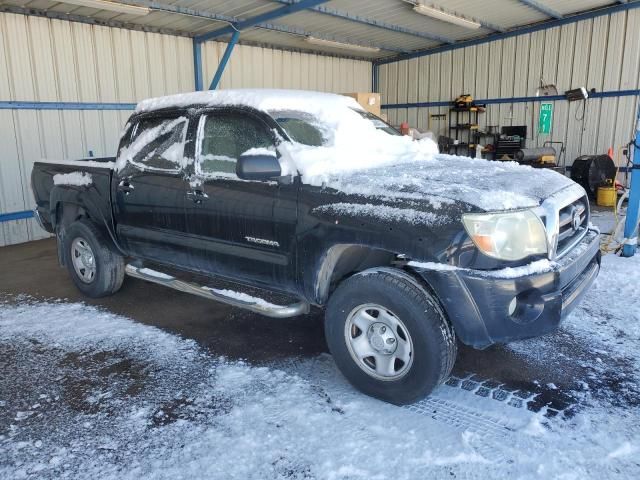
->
0, 0, 638, 62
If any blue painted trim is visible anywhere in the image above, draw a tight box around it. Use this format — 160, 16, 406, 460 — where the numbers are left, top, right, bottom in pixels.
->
0, 210, 34, 222
518, 0, 563, 19
195, 0, 329, 42
381, 90, 640, 109
0, 101, 136, 110
375, 2, 640, 66
622, 102, 640, 256
210, 30, 240, 90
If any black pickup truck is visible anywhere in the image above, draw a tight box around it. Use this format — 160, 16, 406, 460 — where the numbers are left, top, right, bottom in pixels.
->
32, 89, 601, 404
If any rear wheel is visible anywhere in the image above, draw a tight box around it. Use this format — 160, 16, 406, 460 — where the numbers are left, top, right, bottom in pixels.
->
62, 219, 125, 297
325, 268, 456, 405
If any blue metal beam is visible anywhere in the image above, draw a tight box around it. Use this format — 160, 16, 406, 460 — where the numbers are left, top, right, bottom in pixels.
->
0, 210, 34, 223
0, 101, 136, 110
209, 30, 240, 90
518, 0, 563, 19
380, 89, 640, 109
195, 0, 329, 43
622, 102, 640, 257
193, 39, 203, 91
376, 1, 640, 65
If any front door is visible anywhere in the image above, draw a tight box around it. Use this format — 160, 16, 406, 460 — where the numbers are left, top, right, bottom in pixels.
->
113, 114, 192, 266
184, 109, 299, 293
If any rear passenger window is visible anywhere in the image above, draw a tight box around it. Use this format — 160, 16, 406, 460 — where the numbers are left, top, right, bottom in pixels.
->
197, 113, 275, 178
124, 116, 188, 172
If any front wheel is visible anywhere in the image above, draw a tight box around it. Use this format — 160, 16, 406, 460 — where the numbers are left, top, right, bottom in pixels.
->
325, 268, 456, 405
62, 219, 125, 298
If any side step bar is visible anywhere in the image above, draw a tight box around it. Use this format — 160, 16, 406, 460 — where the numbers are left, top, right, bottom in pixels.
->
125, 264, 310, 318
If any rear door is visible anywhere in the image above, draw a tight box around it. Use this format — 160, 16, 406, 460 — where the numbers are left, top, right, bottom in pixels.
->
113, 113, 193, 265
184, 108, 299, 293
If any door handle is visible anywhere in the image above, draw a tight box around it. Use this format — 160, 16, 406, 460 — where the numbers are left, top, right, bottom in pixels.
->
118, 180, 135, 195
187, 189, 209, 204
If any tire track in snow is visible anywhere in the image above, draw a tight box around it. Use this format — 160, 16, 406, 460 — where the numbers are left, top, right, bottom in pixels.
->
275, 355, 528, 467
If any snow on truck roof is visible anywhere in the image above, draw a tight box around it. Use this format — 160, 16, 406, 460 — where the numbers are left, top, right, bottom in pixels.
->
135, 89, 365, 115
132, 89, 576, 213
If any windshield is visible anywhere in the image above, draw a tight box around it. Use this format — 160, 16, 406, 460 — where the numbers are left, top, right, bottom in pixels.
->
269, 108, 400, 146
354, 110, 401, 136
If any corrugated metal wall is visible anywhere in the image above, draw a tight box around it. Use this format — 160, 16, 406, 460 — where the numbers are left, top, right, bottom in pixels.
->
379, 8, 640, 169
201, 41, 372, 92
0, 12, 372, 247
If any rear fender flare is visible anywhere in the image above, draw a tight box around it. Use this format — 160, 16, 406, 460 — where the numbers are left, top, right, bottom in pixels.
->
50, 187, 125, 256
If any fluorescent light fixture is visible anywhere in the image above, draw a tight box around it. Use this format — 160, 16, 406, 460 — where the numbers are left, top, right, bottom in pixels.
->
305, 36, 380, 53
55, 0, 150, 16
412, 4, 481, 29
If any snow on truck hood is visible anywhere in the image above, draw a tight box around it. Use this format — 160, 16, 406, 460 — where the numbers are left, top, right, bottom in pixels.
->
136, 89, 577, 211
312, 154, 578, 212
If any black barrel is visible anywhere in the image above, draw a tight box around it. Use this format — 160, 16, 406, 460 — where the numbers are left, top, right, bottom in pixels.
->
570, 155, 616, 198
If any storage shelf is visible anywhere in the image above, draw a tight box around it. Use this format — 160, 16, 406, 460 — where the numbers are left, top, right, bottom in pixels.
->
449, 124, 479, 130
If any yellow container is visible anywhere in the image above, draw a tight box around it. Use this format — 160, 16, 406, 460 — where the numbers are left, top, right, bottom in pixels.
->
597, 186, 617, 207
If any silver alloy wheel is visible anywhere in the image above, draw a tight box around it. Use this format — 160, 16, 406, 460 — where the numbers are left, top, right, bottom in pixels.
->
71, 237, 96, 284
344, 303, 414, 381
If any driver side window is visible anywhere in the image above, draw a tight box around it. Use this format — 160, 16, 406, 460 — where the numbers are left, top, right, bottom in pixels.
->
197, 113, 275, 178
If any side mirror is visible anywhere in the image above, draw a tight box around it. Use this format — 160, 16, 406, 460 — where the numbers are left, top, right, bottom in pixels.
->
236, 153, 281, 181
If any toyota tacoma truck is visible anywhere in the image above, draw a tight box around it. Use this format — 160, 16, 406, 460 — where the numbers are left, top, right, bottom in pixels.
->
31, 89, 600, 405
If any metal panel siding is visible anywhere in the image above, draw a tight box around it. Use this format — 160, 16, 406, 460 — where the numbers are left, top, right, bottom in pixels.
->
512, 34, 530, 129
598, 12, 628, 156
615, 8, 640, 155
552, 22, 577, 159
486, 40, 503, 128
200, 40, 371, 93
415, 57, 428, 130
499, 37, 516, 128
0, 11, 372, 246
380, 9, 639, 171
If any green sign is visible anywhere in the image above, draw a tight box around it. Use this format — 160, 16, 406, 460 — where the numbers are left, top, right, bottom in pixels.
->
539, 102, 553, 135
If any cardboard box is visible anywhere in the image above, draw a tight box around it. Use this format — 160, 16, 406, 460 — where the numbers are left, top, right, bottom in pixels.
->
341, 92, 381, 117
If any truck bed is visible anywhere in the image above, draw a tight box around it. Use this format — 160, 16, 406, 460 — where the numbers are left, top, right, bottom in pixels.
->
31, 157, 116, 233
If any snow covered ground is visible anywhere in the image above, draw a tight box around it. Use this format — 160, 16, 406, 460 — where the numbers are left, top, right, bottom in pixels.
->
1, 253, 639, 479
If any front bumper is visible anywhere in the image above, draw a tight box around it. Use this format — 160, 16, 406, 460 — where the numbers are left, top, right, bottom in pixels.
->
413, 229, 601, 348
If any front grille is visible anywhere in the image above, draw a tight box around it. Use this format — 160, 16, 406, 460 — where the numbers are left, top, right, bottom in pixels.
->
556, 195, 589, 257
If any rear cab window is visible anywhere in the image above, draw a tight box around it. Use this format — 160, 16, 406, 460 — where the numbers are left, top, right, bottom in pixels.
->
119, 115, 189, 172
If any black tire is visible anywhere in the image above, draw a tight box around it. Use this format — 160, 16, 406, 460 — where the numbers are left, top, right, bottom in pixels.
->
325, 268, 456, 405
62, 219, 125, 298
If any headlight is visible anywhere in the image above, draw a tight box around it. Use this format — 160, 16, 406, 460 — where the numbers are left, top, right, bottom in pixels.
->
462, 210, 547, 261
